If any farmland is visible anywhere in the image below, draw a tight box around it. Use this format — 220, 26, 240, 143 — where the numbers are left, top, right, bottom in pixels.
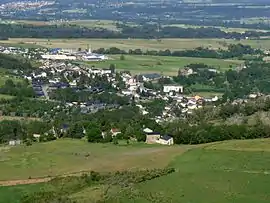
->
166, 24, 269, 33
1, 38, 270, 51
0, 139, 269, 203
83, 55, 243, 75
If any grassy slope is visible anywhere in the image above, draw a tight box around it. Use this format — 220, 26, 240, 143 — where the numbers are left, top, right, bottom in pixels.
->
103, 139, 270, 203
1, 38, 270, 51
83, 55, 243, 75
0, 139, 269, 203
0, 139, 186, 181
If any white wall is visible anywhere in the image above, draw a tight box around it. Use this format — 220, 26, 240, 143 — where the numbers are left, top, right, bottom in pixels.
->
163, 85, 183, 93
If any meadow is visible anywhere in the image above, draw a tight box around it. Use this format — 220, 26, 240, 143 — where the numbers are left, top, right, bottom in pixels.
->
1, 38, 270, 51
0, 139, 187, 181
166, 24, 269, 33
0, 139, 269, 203
83, 54, 243, 75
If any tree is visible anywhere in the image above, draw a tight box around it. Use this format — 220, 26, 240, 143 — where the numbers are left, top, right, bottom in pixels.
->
67, 123, 84, 139
87, 125, 102, 143
109, 64, 116, 74
120, 55, 125, 60
135, 131, 146, 142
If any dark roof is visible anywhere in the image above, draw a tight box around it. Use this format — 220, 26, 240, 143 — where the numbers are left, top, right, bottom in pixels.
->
142, 73, 161, 79
146, 132, 160, 135
160, 135, 172, 141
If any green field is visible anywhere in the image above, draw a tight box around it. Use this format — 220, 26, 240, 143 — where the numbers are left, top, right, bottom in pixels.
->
1, 38, 270, 51
0, 139, 269, 203
0, 94, 14, 100
166, 24, 269, 33
0, 139, 186, 181
0, 74, 22, 87
83, 55, 243, 75
67, 20, 119, 31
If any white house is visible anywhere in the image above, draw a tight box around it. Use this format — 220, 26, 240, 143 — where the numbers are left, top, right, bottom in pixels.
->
8, 140, 21, 146
101, 69, 112, 75
143, 128, 153, 133
41, 54, 77, 60
163, 85, 183, 93
110, 128, 121, 137
156, 135, 174, 145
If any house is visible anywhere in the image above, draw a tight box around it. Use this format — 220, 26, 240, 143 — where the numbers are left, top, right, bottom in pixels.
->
33, 134, 41, 139
156, 135, 174, 145
163, 85, 183, 93
143, 128, 153, 133
141, 73, 161, 82
208, 68, 220, 73
110, 128, 121, 137
145, 132, 161, 144
248, 93, 258, 99
9, 140, 21, 146
178, 67, 194, 76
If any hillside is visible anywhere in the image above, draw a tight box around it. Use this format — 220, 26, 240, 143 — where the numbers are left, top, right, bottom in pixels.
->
0, 139, 269, 203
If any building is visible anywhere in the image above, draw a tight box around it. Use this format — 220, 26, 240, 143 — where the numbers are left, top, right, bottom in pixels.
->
142, 73, 161, 82
8, 140, 21, 146
41, 55, 77, 60
156, 135, 174, 145
145, 132, 161, 144
163, 85, 183, 93
110, 128, 121, 137
82, 53, 108, 61
178, 67, 194, 76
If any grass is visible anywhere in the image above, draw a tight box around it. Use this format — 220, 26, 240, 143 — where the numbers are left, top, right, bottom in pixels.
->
0, 139, 186, 181
166, 24, 269, 33
1, 38, 270, 51
82, 54, 243, 75
67, 20, 119, 31
105, 139, 270, 203
0, 94, 14, 100
0, 116, 41, 121
0, 74, 22, 87
0, 139, 269, 203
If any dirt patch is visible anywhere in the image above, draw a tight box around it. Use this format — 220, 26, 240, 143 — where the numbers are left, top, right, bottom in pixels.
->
0, 177, 51, 186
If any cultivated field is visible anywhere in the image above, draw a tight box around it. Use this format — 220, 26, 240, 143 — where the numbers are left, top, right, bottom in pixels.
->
166, 24, 269, 33
1, 38, 270, 51
0, 139, 269, 203
83, 55, 243, 75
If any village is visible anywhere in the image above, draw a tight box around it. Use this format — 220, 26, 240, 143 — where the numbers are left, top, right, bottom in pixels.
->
0, 45, 244, 146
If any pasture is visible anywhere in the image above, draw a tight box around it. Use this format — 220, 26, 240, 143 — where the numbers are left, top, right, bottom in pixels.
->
166, 24, 269, 33
83, 54, 243, 75
0, 139, 269, 203
106, 139, 270, 203
1, 38, 270, 51
0, 139, 186, 181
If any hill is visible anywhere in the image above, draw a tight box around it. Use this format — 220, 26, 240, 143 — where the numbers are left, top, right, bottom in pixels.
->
0, 139, 269, 203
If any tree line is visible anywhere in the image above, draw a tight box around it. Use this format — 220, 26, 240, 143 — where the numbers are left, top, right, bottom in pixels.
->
93, 43, 261, 60
0, 23, 269, 39
0, 119, 52, 144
